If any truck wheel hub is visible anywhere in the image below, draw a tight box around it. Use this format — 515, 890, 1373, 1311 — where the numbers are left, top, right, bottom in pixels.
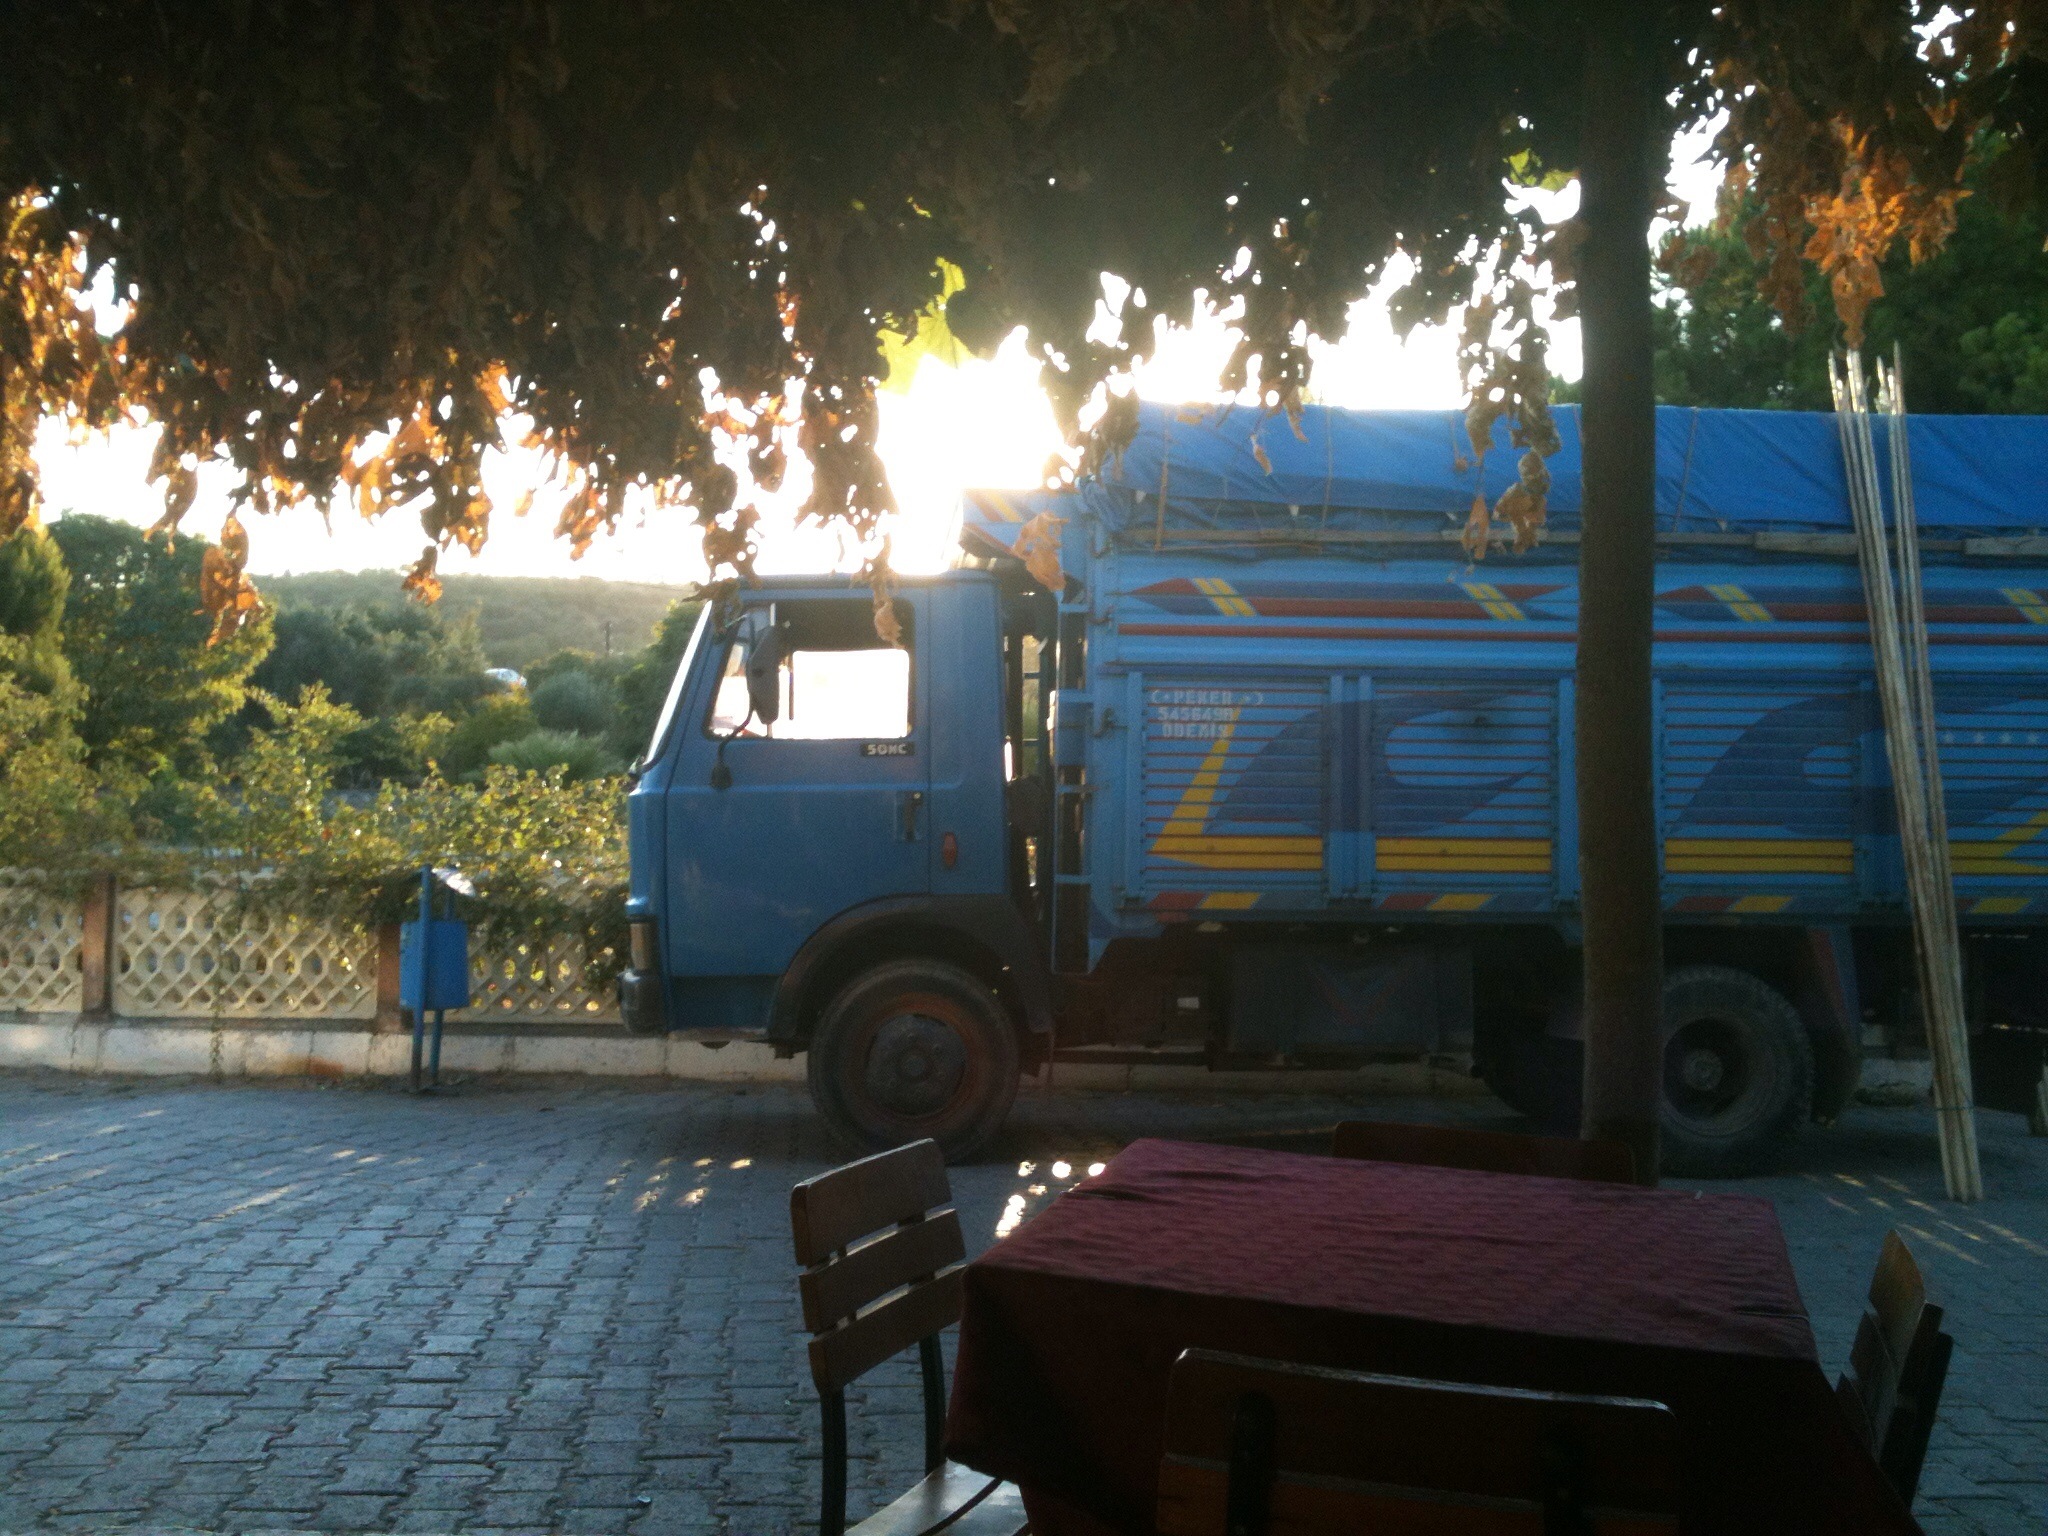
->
865, 1012, 967, 1117
1679, 1044, 1726, 1093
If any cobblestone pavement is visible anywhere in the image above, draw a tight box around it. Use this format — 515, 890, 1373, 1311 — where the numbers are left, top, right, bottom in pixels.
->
0, 1071, 2041, 1536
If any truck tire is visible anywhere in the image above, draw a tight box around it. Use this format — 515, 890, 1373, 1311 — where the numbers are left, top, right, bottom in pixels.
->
807, 959, 1021, 1164
1660, 966, 1813, 1177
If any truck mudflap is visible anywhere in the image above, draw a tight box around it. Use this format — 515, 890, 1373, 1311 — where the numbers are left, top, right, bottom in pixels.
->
767, 893, 1054, 1047
618, 969, 667, 1036
1793, 927, 1863, 1126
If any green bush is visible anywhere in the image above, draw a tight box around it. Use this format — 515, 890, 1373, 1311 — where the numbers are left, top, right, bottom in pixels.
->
488, 728, 617, 781
204, 689, 629, 985
530, 669, 614, 736
439, 692, 536, 779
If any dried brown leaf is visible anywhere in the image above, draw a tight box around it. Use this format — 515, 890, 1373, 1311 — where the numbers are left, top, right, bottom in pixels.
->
1013, 511, 1066, 589
1460, 490, 1491, 560
402, 546, 444, 605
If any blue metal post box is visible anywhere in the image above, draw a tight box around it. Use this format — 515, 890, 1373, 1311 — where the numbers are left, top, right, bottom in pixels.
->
399, 867, 471, 1091
398, 917, 472, 1014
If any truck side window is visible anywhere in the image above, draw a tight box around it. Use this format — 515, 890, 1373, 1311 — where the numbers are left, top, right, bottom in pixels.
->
706, 599, 913, 741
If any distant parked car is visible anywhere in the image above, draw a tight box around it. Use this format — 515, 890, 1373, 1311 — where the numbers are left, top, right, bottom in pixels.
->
484, 667, 526, 691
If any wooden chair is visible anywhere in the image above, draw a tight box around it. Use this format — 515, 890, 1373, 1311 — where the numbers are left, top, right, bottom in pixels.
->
1331, 1120, 1638, 1183
1836, 1230, 1954, 1508
1157, 1349, 1679, 1536
790, 1140, 1029, 1536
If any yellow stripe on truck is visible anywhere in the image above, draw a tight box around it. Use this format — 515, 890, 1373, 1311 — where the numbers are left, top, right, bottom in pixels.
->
1376, 837, 1551, 874
1664, 838, 1852, 875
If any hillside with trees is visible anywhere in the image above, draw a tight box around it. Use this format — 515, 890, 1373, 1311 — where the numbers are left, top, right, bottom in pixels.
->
260, 572, 693, 673
3, 516, 702, 835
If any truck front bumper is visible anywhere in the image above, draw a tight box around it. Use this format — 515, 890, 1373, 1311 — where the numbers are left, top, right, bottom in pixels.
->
618, 969, 668, 1036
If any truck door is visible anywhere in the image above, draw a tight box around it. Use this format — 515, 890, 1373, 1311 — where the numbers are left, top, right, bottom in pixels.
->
662, 593, 928, 1029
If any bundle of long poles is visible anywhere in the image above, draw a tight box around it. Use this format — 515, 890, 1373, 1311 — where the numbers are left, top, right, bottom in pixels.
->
1831, 347, 1983, 1202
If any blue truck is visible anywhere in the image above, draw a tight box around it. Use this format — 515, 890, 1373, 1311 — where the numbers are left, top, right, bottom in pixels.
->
621, 401, 2048, 1171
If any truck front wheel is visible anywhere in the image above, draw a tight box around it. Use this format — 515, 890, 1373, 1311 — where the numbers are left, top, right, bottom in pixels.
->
807, 959, 1021, 1164
1659, 966, 1814, 1177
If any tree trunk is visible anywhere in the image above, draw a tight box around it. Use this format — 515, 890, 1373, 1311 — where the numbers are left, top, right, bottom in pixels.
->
1575, 4, 1664, 1184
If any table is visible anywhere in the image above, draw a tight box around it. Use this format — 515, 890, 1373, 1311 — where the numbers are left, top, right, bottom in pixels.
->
943, 1138, 1916, 1535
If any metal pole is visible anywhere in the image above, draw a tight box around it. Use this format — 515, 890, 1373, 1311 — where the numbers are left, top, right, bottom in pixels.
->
818, 1390, 848, 1536
411, 866, 434, 1097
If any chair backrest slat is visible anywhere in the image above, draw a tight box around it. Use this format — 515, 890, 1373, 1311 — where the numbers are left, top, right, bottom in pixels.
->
1159, 1349, 1679, 1536
1331, 1121, 1637, 1184
809, 1268, 965, 1394
1880, 1302, 1952, 1505
791, 1139, 952, 1265
799, 1209, 967, 1333
1867, 1230, 1927, 1374
1841, 1307, 1899, 1442
1839, 1230, 1930, 1457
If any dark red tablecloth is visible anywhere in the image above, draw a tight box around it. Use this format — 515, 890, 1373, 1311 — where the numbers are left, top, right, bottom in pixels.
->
944, 1138, 1915, 1536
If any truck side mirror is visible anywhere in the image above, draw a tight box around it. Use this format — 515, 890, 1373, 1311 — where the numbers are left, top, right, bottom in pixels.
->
745, 625, 784, 725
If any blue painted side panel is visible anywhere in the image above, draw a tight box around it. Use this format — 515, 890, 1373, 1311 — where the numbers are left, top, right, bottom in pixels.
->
1369, 683, 1556, 898
928, 581, 1009, 899
1659, 684, 1860, 905
1135, 675, 1326, 904
1080, 547, 2048, 959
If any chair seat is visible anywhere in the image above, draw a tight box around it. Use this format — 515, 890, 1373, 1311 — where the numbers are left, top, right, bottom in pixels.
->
848, 1459, 1029, 1536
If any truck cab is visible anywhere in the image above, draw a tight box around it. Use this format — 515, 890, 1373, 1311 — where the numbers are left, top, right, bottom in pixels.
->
621, 574, 1052, 1156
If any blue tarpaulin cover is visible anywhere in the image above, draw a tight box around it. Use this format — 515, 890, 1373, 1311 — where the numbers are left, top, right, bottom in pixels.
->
961, 400, 2048, 554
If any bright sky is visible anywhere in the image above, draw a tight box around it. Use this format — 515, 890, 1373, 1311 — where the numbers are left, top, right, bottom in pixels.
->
31, 128, 1723, 589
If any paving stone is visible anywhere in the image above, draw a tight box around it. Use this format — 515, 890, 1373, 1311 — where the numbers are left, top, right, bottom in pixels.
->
323, 1460, 413, 1497
1, 1074, 2042, 1534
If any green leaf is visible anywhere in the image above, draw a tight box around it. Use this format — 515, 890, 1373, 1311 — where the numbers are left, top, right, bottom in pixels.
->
1507, 150, 1575, 192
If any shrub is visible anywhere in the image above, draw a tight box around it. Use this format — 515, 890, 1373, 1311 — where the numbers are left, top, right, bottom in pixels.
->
488, 728, 617, 781
439, 692, 536, 779
530, 669, 614, 737
206, 689, 630, 984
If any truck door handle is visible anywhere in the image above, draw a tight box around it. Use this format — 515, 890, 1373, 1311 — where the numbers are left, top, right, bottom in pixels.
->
898, 790, 925, 841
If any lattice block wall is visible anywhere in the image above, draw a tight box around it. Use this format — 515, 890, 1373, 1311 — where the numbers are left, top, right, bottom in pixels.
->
113, 888, 377, 1020
0, 876, 85, 1014
467, 932, 620, 1023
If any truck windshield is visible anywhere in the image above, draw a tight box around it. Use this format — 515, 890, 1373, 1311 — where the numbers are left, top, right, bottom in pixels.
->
644, 604, 712, 765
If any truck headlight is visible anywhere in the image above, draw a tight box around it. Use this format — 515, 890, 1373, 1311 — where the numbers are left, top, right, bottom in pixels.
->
629, 919, 656, 973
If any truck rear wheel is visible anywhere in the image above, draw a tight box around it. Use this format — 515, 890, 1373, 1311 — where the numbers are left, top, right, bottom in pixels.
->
807, 959, 1020, 1164
1479, 968, 1813, 1175
1659, 966, 1813, 1177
